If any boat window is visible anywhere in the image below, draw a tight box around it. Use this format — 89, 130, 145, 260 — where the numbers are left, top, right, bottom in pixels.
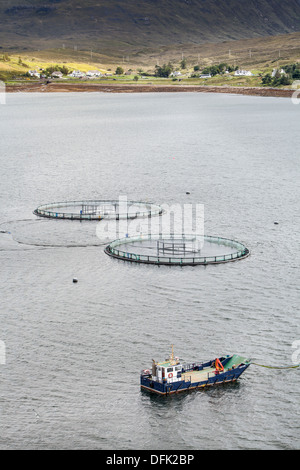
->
175, 366, 181, 371
167, 367, 173, 373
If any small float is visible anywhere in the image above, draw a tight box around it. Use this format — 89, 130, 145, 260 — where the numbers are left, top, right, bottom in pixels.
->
140, 346, 251, 395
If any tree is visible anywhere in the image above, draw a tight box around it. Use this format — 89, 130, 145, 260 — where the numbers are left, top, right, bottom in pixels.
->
261, 73, 272, 86
133, 75, 139, 82
293, 69, 300, 79
279, 75, 292, 86
218, 63, 228, 74
154, 63, 173, 78
60, 65, 70, 76
180, 58, 187, 69
261, 72, 291, 87
115, 66, 124, 75
282, 63, 300, 79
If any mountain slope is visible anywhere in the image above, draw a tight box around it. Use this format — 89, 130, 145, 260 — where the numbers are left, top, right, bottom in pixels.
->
1, 0, 300, 52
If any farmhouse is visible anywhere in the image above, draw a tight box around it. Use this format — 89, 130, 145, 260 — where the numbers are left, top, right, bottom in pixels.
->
86, 70, 102, 77
271, 68, 286, 77
170, 71, 182, 77
69, 70, 86, 78
28, 70, 40, 78
234, 70, 253, 76
51, 71, 63, 79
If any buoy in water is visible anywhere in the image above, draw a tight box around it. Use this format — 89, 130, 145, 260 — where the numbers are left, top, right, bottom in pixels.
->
186, 191, 190, 195
274, 222, 279, 225
73, 278, 78, 283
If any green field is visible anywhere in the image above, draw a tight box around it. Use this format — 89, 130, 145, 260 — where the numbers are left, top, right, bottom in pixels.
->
1, 31, 299, 88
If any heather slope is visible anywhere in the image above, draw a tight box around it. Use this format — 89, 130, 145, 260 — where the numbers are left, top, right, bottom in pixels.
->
1, 0, 300, 52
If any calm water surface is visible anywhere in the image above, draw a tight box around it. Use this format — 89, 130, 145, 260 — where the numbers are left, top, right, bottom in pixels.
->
0, 92, 299, 450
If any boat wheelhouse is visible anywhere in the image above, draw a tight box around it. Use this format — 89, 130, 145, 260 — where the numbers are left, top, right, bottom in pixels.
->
141, 346, 251, 395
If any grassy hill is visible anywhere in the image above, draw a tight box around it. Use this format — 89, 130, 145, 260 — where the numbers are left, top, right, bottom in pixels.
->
1, 0, 299, 83
1, 0, 300, 55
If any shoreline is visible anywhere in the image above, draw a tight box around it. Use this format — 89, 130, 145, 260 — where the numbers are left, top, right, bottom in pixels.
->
5, 82, 294, 98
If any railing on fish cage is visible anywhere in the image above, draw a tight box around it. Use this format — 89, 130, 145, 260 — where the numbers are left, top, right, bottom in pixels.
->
33, 199, 163, 221
104, 233, 250, 266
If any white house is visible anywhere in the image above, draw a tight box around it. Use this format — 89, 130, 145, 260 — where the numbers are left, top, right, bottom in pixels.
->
170, 71, 182, 77
86, 70, 102, 78
51, 71, 63, 79
234, 70, 253, 77
28, 70, 40, 78
69, 70, 86, 78
200, 74, 212, 78
271, 68, 286, 77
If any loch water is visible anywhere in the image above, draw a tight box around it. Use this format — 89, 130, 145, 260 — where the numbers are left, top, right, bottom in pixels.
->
0, 92, 299, 449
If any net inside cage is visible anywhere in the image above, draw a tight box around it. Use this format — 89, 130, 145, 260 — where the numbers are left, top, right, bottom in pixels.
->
156, 238, 200, 255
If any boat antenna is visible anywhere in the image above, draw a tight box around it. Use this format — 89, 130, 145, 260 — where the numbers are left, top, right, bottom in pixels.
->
170, 344, 176, 365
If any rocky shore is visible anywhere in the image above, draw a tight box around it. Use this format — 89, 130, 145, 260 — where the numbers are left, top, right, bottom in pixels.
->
6, 82, 294, 98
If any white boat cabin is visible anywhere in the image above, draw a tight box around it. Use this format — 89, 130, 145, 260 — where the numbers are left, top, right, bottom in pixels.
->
154, 362, 182, 383
152, 346, 182, 383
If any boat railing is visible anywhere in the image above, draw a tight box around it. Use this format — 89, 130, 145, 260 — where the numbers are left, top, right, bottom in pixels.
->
182, 363, 206, 372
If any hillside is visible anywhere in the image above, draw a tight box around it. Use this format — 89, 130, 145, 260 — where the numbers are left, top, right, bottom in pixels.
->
1, 0, 300, 54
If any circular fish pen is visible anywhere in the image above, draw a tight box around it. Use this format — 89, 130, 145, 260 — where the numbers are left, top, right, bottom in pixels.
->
33, 200, 163, 221
104, 234, 250, 266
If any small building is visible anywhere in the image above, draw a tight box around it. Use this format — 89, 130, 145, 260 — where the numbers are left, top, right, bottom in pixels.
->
271, 68, 286, 77
170, 71, 182, 77
200, 74, 212, 78
234, 70, 253, 77
51, 71, 63, 79
28, 70, 40, 78
86, 70, 102, 78
69, 70, 86, 78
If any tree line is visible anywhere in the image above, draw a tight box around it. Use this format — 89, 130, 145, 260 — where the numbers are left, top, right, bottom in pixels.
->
261, 63, 300, 87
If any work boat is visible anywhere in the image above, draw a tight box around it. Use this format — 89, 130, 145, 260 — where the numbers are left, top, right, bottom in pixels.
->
141, 346, 251, 395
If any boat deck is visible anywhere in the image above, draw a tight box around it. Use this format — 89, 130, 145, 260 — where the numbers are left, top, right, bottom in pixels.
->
181, 367, 217, 384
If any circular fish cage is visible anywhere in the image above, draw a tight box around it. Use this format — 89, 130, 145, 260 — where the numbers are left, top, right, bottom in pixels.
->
33, 200, 163, 221
104, 234, 250, 266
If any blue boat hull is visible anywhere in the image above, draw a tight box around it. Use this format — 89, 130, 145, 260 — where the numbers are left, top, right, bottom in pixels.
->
141, 361, 250, 395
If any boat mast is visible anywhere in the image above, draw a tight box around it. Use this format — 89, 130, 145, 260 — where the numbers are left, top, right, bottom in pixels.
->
170, 344, 176, 365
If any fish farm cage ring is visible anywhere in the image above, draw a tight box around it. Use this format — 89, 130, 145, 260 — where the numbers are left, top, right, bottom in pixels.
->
104, 234, 250, 266
33, 200, 163, 221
